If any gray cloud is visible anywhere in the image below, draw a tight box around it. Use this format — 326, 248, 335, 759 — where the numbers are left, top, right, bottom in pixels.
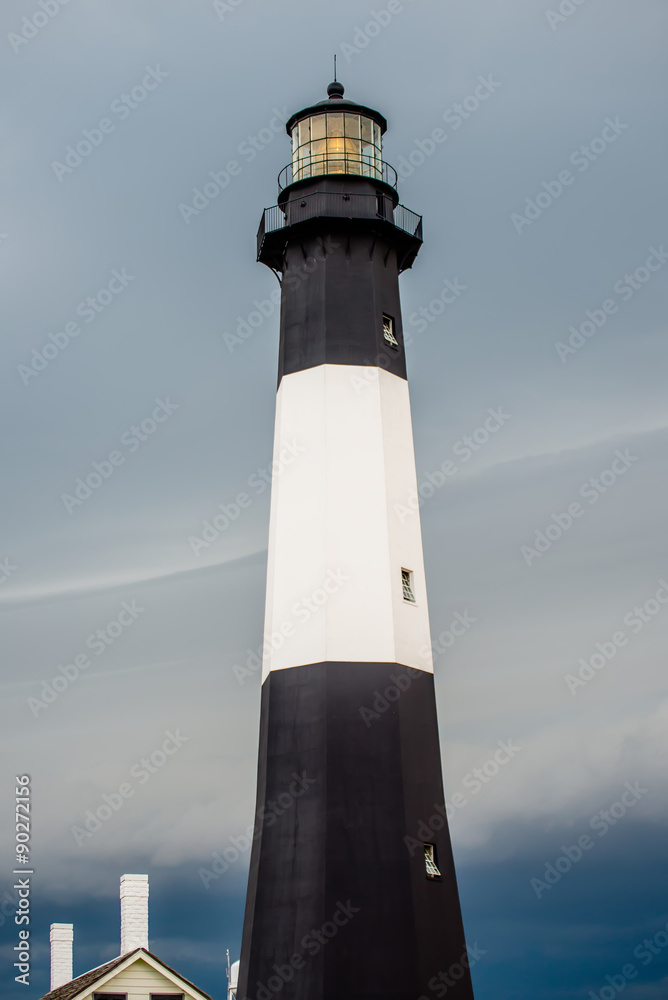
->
2, 0, 667, 997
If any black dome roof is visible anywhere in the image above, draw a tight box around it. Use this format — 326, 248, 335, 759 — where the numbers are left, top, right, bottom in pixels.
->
285, 82, 388, 135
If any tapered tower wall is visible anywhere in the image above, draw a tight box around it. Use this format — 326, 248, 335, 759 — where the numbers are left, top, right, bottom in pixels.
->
239, 84, 475, 1000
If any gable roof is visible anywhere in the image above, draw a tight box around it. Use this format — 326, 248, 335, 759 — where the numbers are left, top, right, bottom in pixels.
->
39, 952, 131, 1000
38, 948, 215, 1000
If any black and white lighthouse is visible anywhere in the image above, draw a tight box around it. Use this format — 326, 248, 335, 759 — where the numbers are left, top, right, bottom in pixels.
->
239, 81, 475, 1000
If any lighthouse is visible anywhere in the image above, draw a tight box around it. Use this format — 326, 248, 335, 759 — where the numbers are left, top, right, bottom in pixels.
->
238, 81, 475, 1000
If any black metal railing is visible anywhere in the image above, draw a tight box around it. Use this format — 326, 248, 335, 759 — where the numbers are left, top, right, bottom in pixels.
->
278, 156, 398, 191
392, 204, 424, 241
258, 192, 422, 248
259, 204, 285, 243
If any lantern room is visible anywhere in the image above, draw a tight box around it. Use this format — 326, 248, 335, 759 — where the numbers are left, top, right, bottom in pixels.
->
284, 81, 389, 186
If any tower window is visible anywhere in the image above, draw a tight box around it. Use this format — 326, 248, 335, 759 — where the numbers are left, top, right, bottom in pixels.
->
401, 568, 416, 603
424, 844, 442, 878
383, 314, 399, 348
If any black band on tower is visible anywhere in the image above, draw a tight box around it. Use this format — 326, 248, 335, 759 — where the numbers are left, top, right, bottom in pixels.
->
238, 662, 475, 1000
278, 222, 408, 384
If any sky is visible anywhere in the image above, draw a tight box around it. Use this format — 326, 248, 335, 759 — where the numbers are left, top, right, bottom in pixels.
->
1, 0, 667, 998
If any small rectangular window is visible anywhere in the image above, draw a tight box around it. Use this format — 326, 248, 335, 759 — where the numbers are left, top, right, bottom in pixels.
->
94, 994, 127, 1000
383, 314, 399, 347
424, 844, 442, 879
401, 568, 416, 603
150, 995, 185, 1000
376, 193, 386, 218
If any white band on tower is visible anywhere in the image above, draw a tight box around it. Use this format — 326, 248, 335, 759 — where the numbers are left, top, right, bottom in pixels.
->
262, 363, 433, 680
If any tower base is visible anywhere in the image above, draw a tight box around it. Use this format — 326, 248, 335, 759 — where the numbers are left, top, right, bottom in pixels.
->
239, 661, 475, 1000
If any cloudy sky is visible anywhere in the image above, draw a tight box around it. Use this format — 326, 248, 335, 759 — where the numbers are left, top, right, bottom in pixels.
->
1, 0, 667, 998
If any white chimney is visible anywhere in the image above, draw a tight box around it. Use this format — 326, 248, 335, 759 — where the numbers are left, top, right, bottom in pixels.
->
120, 874, 149, 954
50, 923, 73, 990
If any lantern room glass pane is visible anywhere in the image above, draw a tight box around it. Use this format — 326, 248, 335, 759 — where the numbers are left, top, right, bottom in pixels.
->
344, 113, 360, 138
361, 117, 374, 144
327, 113, 344, 137
311, 114, 326, 140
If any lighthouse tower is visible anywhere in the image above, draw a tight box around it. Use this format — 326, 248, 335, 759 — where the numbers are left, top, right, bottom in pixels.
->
239, 82, 475, 1000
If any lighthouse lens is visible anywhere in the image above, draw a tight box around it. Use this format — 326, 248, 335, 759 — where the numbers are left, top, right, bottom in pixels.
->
291, 113, 383, 182
326, 113, 344, 137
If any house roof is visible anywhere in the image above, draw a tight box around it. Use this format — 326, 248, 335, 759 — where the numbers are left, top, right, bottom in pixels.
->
38, 948, 215, 1000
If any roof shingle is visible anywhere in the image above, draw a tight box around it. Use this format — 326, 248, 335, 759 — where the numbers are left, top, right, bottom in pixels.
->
37, 948, 214, 1000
